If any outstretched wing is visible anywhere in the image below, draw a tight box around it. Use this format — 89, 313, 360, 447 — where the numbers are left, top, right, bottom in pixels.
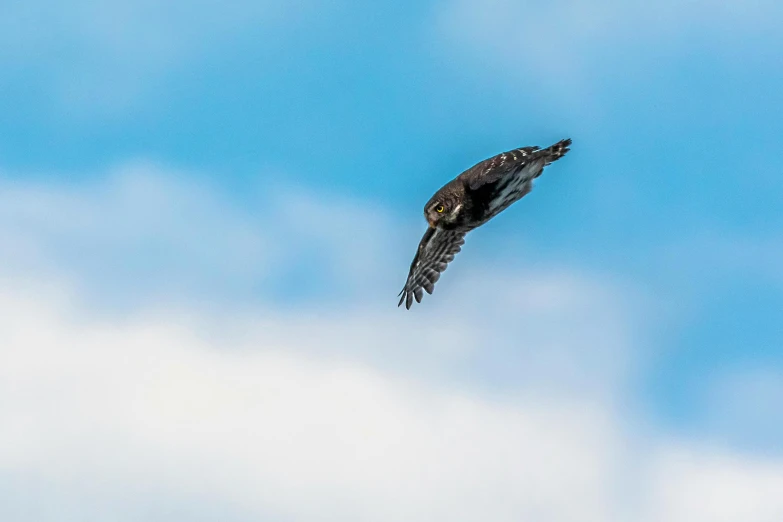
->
460, 145, 541, 190
460, 139, 571, 191
398, 227, 466, 309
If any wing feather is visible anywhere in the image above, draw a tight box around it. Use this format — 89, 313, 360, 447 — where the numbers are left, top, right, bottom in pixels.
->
398, 228, 466, 309
460, 146, 538, 190
460, 140, 570, 191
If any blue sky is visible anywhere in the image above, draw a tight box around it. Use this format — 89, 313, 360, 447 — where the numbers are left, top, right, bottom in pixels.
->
1, 0, 782, 520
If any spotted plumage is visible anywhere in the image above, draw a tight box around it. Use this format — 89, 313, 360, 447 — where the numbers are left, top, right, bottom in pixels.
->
398, 138, 572, 309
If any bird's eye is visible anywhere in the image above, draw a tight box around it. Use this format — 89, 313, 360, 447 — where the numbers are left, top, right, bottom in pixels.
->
435, 205, 445, 213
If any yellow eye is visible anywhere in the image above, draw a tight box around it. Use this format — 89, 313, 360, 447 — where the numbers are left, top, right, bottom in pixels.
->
435, 205, 445, 213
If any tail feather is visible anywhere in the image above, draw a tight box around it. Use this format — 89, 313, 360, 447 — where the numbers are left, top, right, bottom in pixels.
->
541, 138, 572, 165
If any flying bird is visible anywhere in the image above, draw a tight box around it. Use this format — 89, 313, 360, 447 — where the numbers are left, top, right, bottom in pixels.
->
398, 138, 572, 309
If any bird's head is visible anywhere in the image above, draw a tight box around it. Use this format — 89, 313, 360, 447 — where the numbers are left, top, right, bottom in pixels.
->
424, 196, 461, 228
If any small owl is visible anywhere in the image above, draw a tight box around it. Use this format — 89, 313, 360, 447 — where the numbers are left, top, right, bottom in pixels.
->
398, 138, 572, 309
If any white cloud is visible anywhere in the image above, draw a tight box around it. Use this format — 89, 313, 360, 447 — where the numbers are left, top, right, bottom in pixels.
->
0, 286, 621, 521
646, 445, 783, 522
0, 164, 781, 521
0, 163, 273, 306
1, 274, 782, 521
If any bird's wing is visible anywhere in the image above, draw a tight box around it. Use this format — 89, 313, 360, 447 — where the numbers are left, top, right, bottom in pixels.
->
463, 139, 572, 191
398, 227, 466, 309
461, 146, 541, 190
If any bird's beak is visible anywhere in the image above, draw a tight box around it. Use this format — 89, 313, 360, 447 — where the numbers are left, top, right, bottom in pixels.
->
426, 215, 436, 228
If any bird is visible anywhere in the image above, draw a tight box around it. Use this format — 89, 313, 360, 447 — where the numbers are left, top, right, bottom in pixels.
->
398, 138, 572, 309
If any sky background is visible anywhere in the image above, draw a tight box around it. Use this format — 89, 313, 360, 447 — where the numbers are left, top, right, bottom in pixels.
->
1, 0, 783, 520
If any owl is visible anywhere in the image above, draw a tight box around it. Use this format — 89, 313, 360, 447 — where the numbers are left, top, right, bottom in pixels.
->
398, 138, 572, 309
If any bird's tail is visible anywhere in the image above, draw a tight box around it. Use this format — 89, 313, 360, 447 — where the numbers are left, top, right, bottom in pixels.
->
540, 138, 572, 165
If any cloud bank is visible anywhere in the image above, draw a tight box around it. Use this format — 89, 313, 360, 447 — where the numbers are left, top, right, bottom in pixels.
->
0, 164, 781, 521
